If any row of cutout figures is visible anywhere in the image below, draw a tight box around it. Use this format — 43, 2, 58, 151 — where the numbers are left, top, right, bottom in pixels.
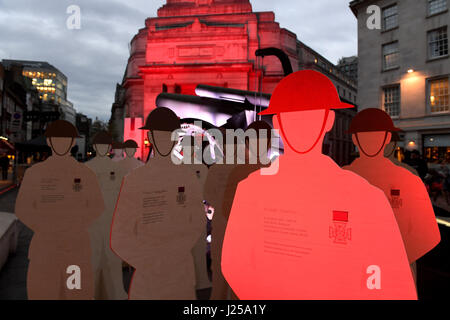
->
15, 70, 440, 300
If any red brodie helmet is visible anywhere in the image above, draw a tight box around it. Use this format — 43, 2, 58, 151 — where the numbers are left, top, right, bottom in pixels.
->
259, 70, 354, 115
259, 70, 354, 154
347, 108, 401, 157
347, 108, 401, 134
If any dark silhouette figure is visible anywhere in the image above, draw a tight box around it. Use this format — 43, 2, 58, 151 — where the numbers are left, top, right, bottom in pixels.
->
405, 151, 428, 180
0, 154, 9, 180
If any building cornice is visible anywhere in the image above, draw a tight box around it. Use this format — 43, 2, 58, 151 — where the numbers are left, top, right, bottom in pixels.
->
138, 62, 253, 75
349, 0, 376, 17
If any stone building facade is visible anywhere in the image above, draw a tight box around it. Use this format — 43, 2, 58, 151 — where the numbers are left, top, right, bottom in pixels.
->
350, 0, 450, 164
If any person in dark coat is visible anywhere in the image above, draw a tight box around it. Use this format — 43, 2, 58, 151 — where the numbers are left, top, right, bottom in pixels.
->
0, 154, 9, 180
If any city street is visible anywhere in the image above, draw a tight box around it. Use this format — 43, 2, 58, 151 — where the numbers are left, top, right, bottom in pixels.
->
0, 185, 449, 300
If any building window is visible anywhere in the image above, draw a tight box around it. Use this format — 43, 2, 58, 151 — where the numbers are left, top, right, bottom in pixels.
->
429, 77, 449, 113
428, 0, 447, 16
383, 4, 398, 31
428, 27, 448, 59
383, 86, 401, 117
383, 42, 399, 70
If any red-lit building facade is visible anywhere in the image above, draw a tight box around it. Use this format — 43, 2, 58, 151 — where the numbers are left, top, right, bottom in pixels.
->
110, 0, 357, 164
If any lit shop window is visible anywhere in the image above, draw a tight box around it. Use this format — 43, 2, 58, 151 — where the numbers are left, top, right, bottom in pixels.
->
430, 77, 449, 113
382, 4, 398, 31
428, 0, 447, 16
428, 27, 448, 59
383, 85, 401, 117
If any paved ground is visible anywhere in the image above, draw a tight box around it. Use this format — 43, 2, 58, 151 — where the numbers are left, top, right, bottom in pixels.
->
0, 185, 449, 300
0, 189, 31, 300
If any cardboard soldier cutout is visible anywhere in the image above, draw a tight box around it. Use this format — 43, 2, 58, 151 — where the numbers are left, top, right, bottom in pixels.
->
204, 121, 272, 300
111, 141, 125, 162
15, 120, 104, 300
181, 136, 212, 291
221, 70, 417, 299
86, 132, 127, 300
344, 108, 440, 280
121, 140, 144, 174
111, 108, 205, 299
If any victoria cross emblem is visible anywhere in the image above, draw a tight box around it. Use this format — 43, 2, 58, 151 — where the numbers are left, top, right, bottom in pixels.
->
73, 178, 82, 192
177, 186, 186, 205
389, 189, 402, 209
329, 210, 352, 245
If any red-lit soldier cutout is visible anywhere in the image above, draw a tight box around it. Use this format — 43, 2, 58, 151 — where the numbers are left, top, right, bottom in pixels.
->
344, 108, 440, 282
221, 70, 417, 299
111, 108, 204, 299
329, 211, 352, 245
86, 132, 128, 300
15, 120, 104, 299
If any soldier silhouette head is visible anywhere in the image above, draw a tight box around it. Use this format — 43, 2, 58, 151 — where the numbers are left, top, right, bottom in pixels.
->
347, 108, 401, 159
123, 139, 139, 158
93, 131, 113, 157
112, 141, 124, 158
259, 70, 353, 157
140, 107, 181, 158
44, 120, 80, 157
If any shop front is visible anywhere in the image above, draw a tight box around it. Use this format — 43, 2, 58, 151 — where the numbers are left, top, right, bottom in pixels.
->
423, 134, 450, 164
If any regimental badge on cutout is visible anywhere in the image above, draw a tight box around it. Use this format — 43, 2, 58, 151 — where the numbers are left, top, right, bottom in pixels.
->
176, 186, 186, 205
329, 210, 352, 245
110, 171, 115, 181
73, 178, 82, 192
389, 189, 403, 209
